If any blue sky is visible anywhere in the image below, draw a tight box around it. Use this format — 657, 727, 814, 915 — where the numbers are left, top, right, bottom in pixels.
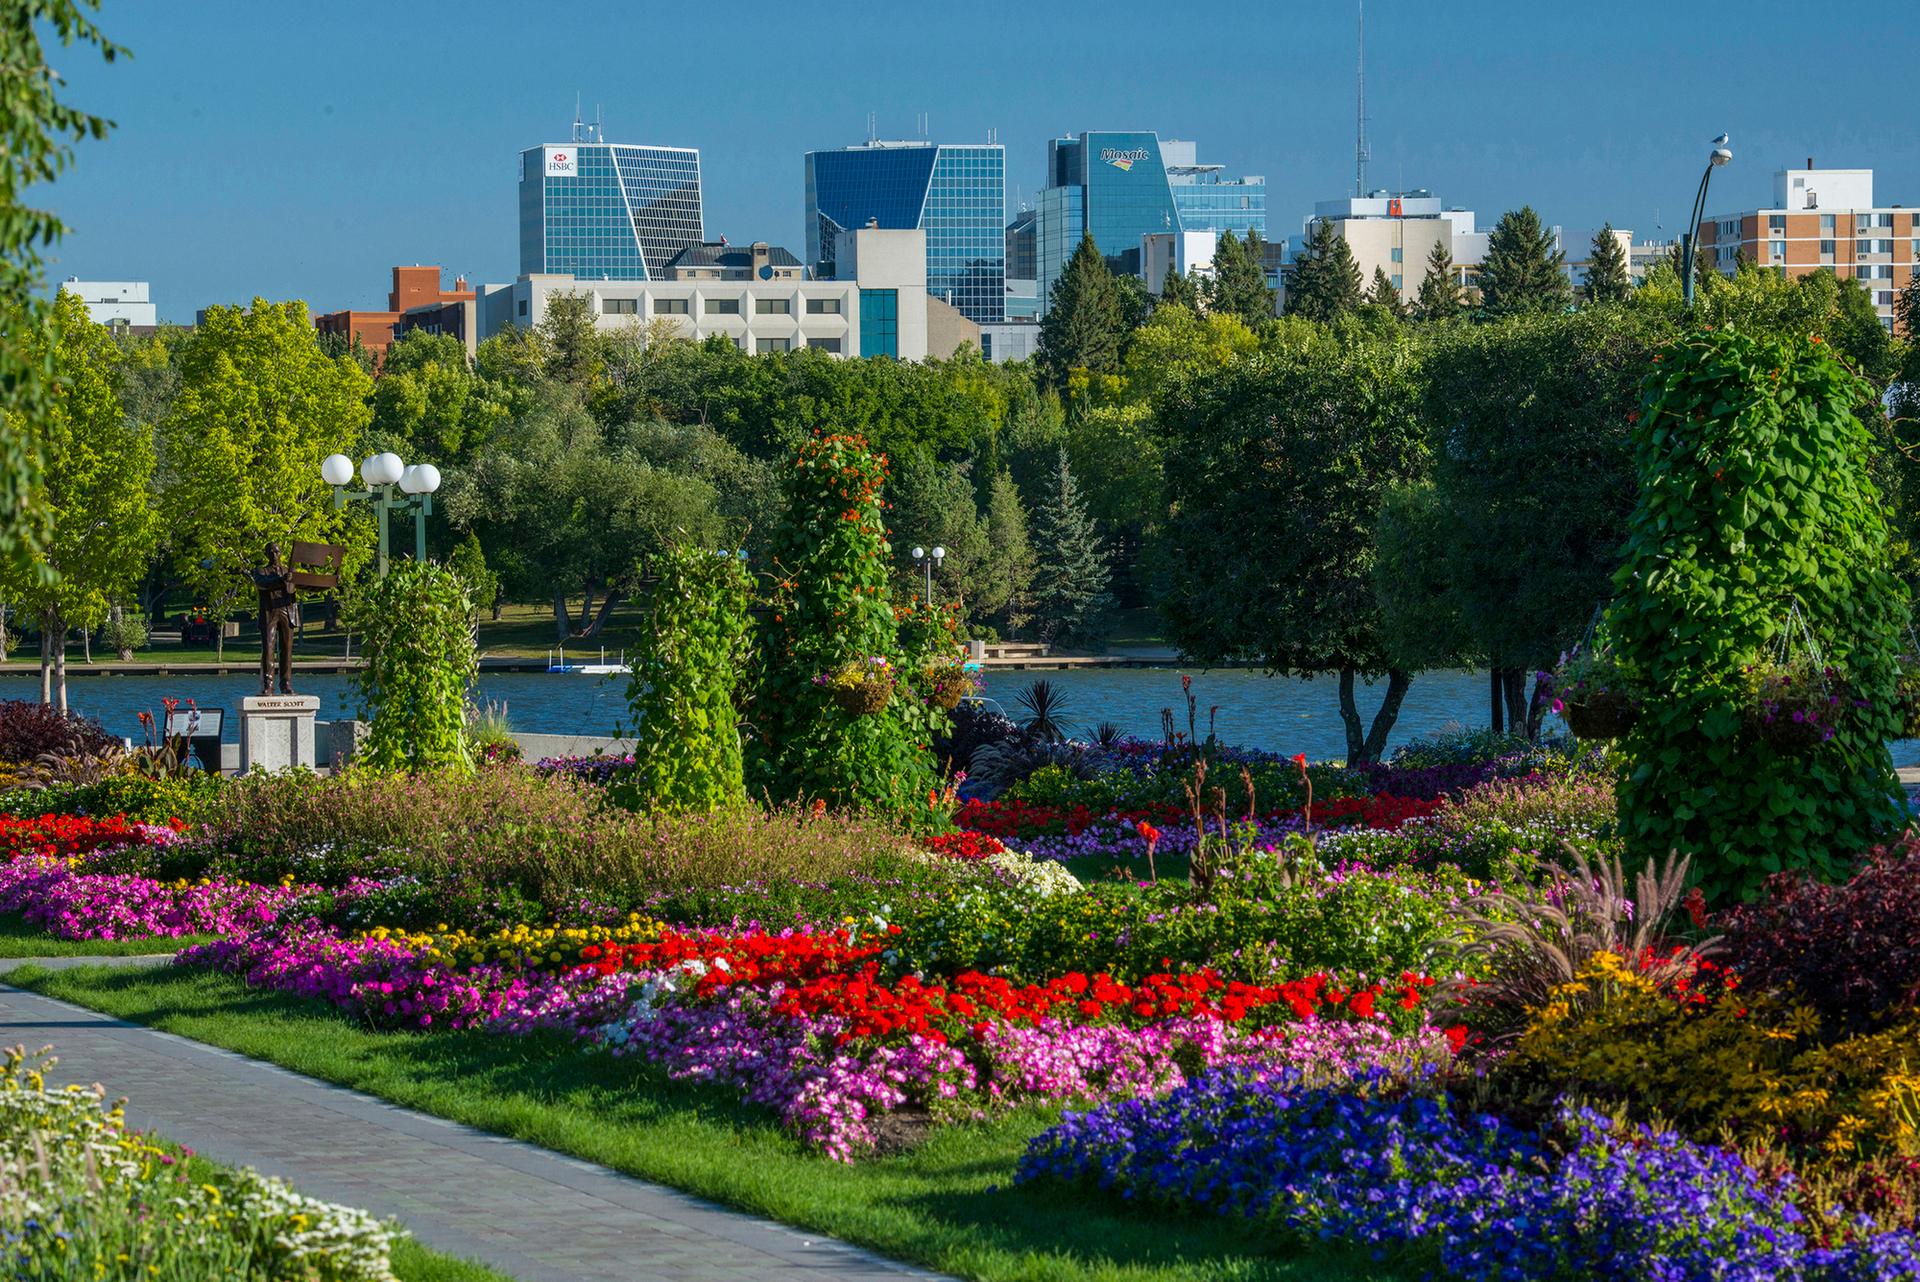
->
38, 0, 1920, 319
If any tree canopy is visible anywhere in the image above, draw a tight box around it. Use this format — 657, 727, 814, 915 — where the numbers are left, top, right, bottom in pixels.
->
1478, 206, 1574, 317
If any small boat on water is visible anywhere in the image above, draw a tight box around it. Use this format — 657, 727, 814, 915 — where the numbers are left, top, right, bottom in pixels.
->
547, 649, 632, 675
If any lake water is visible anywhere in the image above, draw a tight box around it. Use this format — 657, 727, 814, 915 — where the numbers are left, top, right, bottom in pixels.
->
14, 665, 1920, 767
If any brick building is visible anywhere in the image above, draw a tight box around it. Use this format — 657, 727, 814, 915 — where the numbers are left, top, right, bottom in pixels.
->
1696, 164, 1914, 331
313, 266, 476, 363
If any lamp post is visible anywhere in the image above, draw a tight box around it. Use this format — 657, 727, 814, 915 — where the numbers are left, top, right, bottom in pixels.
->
321, 452, 443, 577
1680, 133, 1733, 309
911, 544, 945, 603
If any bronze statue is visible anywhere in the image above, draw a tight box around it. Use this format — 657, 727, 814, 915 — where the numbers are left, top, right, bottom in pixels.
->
244, 543, 299, 695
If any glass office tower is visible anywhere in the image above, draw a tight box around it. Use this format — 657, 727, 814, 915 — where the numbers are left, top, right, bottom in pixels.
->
519, 133, 703, 281
805, 141, 1006, 324
1035, 132, 1265, 313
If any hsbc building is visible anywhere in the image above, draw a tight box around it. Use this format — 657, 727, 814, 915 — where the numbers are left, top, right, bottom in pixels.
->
519, 122, 703, 282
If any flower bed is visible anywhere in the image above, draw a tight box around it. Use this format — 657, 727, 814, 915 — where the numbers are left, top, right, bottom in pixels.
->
179, 919, 1456, 1160
0, 856, 306, 941
0, 811, 185, 861
1019, 1068, 1920, 1281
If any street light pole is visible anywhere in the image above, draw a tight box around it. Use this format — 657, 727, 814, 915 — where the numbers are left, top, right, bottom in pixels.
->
911, 544, 945, 603
322, 453, 443, 577
1681, 134, 1733, 309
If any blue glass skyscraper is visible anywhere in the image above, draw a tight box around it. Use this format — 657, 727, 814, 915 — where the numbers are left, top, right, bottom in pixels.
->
519, 124, 703, 282
805, 141, 1006, 324
1035, 132, 1265, 313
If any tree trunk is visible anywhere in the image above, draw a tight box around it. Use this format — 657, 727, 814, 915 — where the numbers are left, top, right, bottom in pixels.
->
573, 590, 625, 641
491, 599, 504, 622
81, 622, 92, 664
49, 609, 67, 713
1525, 672, 1549, 739
1501, 669, 1529, 738
1489, 669, 1505, 734
1361, 670, 1413, 764
577, 585, 596, 631
552, 590, 571, 645
38, 621, 51, 705
1336, 668, 1368, 765
111, 603, 131, 661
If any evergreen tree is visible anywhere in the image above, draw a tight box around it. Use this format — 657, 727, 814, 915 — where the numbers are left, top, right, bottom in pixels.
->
1283, 219, 1363, 322
1366, 266, 1408, 318
1582, 224, 1631, 304
1477, 206, 1574, 317
1159, 262, 1200, 311
1666, 238, 1715, 294
1207, 229, 1277, 327
1415, 241, 1465, 321
980, 467, 1036, 635
1038, 232, 1123, 389
1028, 448, 1113, 648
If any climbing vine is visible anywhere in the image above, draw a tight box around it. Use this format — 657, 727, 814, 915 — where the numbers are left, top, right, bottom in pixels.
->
613, 543, 753, 812
1609, 325, 1908, 899
344, 560, 478, 774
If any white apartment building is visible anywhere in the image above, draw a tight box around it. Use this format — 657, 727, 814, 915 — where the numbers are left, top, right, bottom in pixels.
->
477, 226, 978, 359
59, 278, 157, 326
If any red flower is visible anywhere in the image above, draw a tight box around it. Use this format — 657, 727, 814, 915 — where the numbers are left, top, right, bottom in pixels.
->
1443, 1025, 1468, 1053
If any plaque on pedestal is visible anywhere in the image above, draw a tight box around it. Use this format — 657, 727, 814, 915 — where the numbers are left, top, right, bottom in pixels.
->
240, 694, 319, 773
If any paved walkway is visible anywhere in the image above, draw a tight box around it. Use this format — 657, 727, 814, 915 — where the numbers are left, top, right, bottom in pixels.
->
0, 966, 945, 1282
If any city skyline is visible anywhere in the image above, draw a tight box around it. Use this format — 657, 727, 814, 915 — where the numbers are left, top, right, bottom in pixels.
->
36, 0, 1920, 318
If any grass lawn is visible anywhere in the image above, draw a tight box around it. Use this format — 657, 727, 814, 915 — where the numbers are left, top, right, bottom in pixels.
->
0, 912, 208, 958
7, 963, 1419, 1282
1103, 606, 1169, 648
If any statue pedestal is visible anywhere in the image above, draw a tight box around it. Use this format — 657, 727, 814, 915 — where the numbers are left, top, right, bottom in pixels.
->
240, 695, 319, 773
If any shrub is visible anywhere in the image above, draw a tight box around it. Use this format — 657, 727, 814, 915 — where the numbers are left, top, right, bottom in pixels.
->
1495, 951, 1920, 1169
1720, 832, 1920, 1031
344, 559, 477, 774
614, 543, 753, 812
1610, 326, 1909, 900
0, 773, 222, 825
0, 699, 114, 762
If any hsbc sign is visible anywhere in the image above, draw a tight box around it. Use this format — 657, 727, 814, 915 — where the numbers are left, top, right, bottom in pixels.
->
544, 146, 576, 178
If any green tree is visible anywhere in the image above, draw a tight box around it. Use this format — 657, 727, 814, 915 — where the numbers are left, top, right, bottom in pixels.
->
1, 291, 158, 709
344, 559, 477, 774
1610, 326, 1908, 900
1159, 263, 1200, 311
1028, 448, 1113, 649
1365, 266, 1408, 319
1415, 241, 1465, 321
1583, 224, 1631, 304
614, 543, 753, 812
885, 450, 989, 613
1158, 330, 1428, 764
748, 432, 944, 820
1037, 232, 1124, 390
1283, 219, 1362, 322
447, 532, 498, 620
0, 2, 121, 581
978, 467, 1036, 635
1207, 229, 1276, 327
1478, 206, 1574, 317
1663, 238, 1716, 296
158, 300, 373, 659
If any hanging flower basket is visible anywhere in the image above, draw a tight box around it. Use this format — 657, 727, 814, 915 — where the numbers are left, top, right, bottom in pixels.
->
1548, 638, 1642, 741
814, 657, 895, 717
924, 661, 977, 712
1559, 690, 1640, 740
1742, 660, 1847, 751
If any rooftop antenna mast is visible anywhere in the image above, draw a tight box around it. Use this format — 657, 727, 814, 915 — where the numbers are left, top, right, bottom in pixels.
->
1354, 0, 1371, 197
572, 93, 585, 144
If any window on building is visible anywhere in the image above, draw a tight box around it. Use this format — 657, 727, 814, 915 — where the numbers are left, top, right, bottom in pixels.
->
602, 298, 637, 315
1857, 240, 1873, 258
1389, 247, 1402, 263
517, 299, 528, 317
705, 297, 741, 315
1820, 239, 1836, 257
1877, 290, 1896, 306
808, 336, 843, 353
1857, 213, 1874, 233
754, 297, 790, 315
653, 298, 689, 315
858, 288, 898, 358
1771, 239, 1786, 262
1768, 214, 1786, 233
1821, 214, 1837, 234
755, 337, 792, 353
805, 297, 842, 315
1390, 274, 1402, 289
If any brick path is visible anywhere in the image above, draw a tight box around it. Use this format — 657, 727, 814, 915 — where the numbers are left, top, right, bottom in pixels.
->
0, 964, 945, 1282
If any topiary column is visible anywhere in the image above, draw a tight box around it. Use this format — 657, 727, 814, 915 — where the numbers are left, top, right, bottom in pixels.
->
748, 432, 945, 822
344, 559, 478, 774
1610, 326, 1909, 900
613, 543, 752, 812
